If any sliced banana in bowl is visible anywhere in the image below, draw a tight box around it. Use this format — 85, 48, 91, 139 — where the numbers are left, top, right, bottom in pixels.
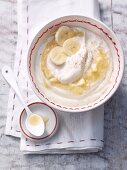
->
50, 27, 85, 66
50, 46, 68, 65
50, 26, 86, 66
55, 26, 74, 46
63, 37, 81, 55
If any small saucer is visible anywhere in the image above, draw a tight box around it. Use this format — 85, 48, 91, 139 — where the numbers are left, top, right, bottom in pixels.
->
19, 102, 58, 140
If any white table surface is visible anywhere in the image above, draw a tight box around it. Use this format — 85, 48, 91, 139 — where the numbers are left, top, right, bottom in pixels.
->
0, 0, 127, 169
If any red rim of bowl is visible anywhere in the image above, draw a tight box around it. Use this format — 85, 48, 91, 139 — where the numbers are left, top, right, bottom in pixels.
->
27, 16, 124, 112
19, 102, 58, 140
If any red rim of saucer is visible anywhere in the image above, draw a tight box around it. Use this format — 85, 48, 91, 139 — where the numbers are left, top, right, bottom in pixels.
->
19, 102, 58, 140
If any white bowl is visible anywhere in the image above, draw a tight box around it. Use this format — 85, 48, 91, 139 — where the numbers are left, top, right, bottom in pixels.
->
27, 15, 124, 112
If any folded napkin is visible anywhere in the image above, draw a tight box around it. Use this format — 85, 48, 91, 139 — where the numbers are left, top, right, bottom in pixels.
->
5, 0, 104, 154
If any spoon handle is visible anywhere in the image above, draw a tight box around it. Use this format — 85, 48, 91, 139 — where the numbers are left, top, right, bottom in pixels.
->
2, 66, 32, 116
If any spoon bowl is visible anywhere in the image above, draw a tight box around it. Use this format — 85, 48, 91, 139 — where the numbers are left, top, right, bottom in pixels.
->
26, 114, 45, 137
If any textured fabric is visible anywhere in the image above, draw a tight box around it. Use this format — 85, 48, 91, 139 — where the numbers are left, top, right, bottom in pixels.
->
5, 0, 104, 154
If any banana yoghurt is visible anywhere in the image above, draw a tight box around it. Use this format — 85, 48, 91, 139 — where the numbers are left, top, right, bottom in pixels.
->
40, 26, 112, 96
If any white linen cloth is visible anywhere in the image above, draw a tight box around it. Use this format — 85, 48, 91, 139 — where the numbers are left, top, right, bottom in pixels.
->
5, 0, 104, 154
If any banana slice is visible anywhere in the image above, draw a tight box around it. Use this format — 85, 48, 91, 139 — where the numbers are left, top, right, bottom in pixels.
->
50, 46, 68, 65
55, 26, 74, 46
63, 37, 81, 55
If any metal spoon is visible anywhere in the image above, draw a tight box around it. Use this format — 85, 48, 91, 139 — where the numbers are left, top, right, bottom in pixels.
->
2, 66, 45, 137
